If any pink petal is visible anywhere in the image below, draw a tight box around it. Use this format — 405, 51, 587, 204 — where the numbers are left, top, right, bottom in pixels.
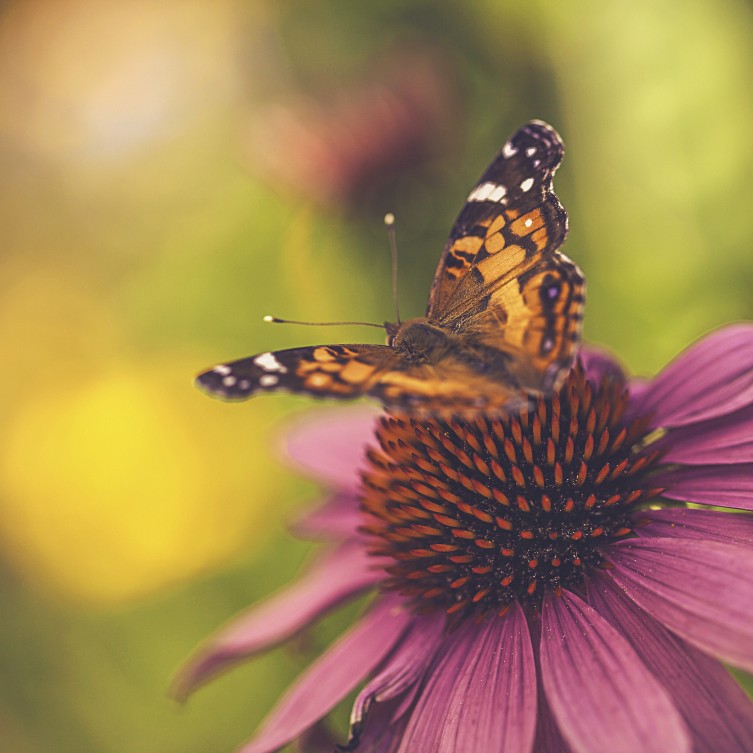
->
238, 596, 412, 753
631, 324, 753, 428
532, 680, 574, 753
348, 613, 445, 748
626, 377, 650, 403
172, 541, 381, 700
540, 589, 690, 753
290, 491, 363, 540
346, 704, 409, 753
397, 602, 537, 753
656, 463, 753, 511
282, 406, 380, 490
635, 507, 753, 547
587, 571, 753, 753
663, 403, 753, 464
578, 346, 626, 386
608, 538, 753, 672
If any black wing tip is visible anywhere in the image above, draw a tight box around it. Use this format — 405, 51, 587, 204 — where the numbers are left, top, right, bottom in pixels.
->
522, 119, 563, 143
506, 120, 565, 167
194, 368, 255, 401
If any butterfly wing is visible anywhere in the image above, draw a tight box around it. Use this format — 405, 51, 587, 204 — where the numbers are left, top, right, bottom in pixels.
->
196, 344, 400, 401
426, 120, 584, 393
196, 121, 584, 414
197, 342, 524, 414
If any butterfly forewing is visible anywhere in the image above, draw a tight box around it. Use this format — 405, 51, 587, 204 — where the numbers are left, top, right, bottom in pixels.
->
424, 120, 584, 394
197, 344, 397, 401
427, 120, 568, 318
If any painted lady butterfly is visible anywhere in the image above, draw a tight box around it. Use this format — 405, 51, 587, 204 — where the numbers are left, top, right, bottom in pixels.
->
197, 120, 585, 415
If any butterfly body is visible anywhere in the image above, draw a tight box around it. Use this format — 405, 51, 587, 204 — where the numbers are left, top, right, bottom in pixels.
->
388, 318, 455, 363
388, 317, 518, 382
197, 120, 585, 416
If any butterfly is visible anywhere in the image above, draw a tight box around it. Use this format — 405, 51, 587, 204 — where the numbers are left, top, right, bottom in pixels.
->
196, 120, 585, 415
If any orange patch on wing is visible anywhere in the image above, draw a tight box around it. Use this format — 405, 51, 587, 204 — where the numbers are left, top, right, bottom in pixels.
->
296, 360, 320, 375
313, 347, 338, 363
328, 381, 359, 395
306, 372, 333, 389
486, 215, 506, 237
320, 361, 345, 373
510, 209, 544, 237
474, 244, 528, 282
339, 359, 377, 384
448, 236, 485, 269
531, 227, 548, 250
485, 231, 507, 255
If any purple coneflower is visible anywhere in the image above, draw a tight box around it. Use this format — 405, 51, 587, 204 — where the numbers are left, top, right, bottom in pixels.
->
175, 325, 753, 753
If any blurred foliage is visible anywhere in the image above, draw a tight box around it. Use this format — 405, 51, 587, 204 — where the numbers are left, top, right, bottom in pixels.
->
1, 0, 752, 750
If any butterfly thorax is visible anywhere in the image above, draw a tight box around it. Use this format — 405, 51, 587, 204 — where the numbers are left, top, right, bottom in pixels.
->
386, 318, 455, 365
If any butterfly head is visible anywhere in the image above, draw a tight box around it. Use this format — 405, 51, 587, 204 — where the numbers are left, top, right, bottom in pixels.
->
384, 320, 400, 347
386, 317, 457, 364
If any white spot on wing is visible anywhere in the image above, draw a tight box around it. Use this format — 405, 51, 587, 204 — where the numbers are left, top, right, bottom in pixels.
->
488, 184, 507, 201
526, 146, 537, 157
468, 181, 507, 203
502, 142, 518, 158
520, 177, 534, 192
259, 374, 279, 387
213, 365, 231, 376
524, 218, 533, 228
254, 352, 287, 373
222, 375, 237, 387
239, 379, 251, 390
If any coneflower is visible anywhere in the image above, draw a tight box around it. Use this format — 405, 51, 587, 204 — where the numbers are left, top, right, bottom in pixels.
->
175, 328, 753, 753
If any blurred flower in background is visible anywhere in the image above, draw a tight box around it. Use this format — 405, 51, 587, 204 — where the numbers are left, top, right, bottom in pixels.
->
245, 43, 460, 210
0, 0, 752, 751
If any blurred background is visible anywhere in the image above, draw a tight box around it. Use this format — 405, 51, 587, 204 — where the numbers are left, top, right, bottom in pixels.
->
1, 0, 752, 751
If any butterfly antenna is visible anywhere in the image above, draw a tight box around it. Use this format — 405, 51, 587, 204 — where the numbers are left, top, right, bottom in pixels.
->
263, 315, 384, 329
385, 212, 401, 325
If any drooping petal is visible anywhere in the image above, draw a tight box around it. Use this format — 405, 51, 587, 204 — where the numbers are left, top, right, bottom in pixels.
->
663, 403, 753, 464
626, 377, 650, 403
283, 406, 379, 490
348, 702, 410, 753
172, 541, 381, 700
347, 613, 445, 748
656, 463, 753, 511
630, 324, 753, 428
578, 346, 626, 386
531, 675, 574, 753
635, 507, 753, 547
608, 538, 753, 672
540, 589, 690, 753
290, 491, 363, 540
587, 570, 753, 753
238, 596, 412, 753
397, 602, 537, 753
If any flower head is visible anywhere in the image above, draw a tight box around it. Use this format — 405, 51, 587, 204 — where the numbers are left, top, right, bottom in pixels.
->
361, 363, 662, 618
175, 326, 753, 753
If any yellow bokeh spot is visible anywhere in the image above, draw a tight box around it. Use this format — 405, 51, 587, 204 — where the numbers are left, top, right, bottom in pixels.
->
0, 365, 283, 604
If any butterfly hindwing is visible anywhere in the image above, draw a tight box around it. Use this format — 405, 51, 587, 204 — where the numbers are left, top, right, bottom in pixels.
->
458, 253, 585, 392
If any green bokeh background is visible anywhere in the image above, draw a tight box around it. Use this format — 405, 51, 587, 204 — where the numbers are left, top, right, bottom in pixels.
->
1, 1, 752, 751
